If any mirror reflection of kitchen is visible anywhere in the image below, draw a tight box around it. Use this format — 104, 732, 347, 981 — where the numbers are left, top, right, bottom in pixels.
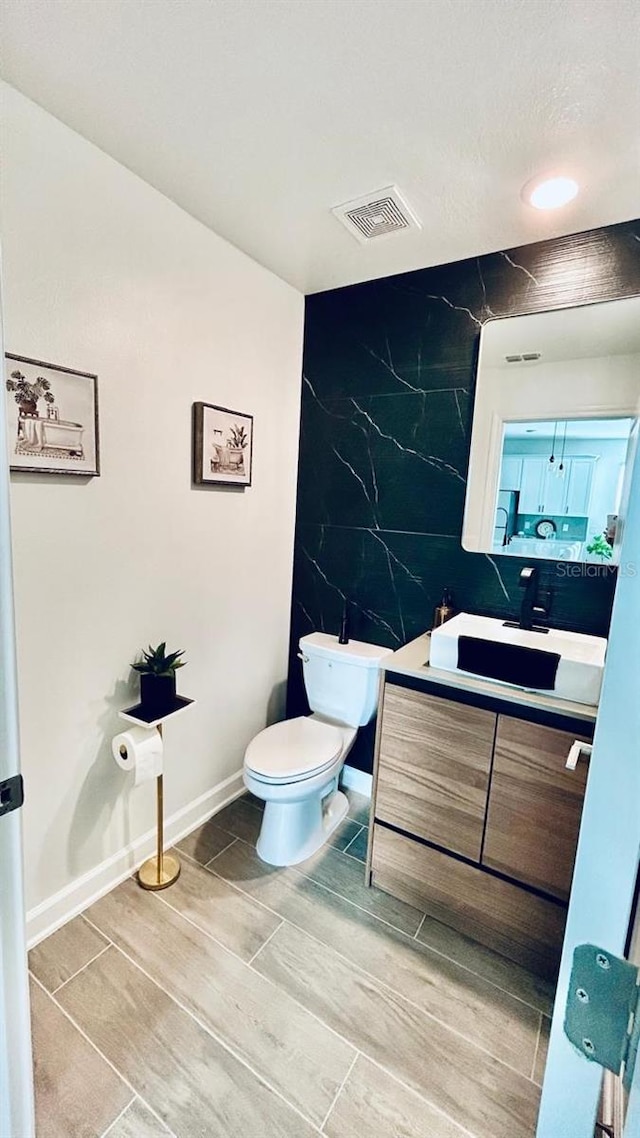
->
494, 416, 635, 562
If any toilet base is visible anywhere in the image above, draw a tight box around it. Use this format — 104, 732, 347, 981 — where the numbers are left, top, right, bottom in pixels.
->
256, 786, 349, 867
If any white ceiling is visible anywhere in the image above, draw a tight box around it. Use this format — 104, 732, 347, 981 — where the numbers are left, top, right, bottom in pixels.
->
483, 295, 640, 365
1, 0, 639, 294
507, 419, 634, 440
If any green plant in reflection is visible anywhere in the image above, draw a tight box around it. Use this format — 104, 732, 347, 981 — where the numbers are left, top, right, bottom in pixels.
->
586, 533, 613, 561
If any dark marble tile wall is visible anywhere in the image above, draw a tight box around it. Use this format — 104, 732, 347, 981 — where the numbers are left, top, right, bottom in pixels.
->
288, 220, 640, 770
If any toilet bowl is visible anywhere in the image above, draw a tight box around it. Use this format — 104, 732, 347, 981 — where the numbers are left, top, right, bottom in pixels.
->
243, 632, 392, 866
244, 714, 357, 865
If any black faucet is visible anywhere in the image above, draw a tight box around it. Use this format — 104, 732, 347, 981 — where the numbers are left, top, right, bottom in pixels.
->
518, 566, 549, 631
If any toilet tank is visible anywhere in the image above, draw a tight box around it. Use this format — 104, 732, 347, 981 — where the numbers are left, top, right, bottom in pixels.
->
299, 633, 393, 727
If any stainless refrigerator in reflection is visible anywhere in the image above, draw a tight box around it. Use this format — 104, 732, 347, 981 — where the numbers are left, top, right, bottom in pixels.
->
494, 490, 518, 547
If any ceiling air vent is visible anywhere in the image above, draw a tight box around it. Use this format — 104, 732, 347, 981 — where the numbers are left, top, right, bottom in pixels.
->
505, 352, 542, 363
332, 186, 421, 244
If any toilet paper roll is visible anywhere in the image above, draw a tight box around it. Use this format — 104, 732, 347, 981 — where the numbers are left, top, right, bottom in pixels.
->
112, 726, 163, 786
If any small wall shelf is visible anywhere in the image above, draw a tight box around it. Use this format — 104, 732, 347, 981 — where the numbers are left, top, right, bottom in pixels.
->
118, 695, 195, 730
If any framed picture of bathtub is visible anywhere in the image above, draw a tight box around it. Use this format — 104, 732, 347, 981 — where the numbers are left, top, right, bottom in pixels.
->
4, 354, 100, 477
192, 401, 253, 487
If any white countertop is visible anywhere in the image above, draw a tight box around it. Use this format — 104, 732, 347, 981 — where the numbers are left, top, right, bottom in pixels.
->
382, 632, 598, 724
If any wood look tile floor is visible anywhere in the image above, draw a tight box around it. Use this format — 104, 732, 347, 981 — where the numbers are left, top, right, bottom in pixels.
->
29, 789, 554, 1138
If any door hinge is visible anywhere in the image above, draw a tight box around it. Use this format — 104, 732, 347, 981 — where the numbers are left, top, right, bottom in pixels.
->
565, 944, 640, 1093
0, 774, 24, 819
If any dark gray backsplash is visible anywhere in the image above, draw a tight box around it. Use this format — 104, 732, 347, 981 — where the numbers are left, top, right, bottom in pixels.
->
287, 220, 640, 771
516, 515, 588, 541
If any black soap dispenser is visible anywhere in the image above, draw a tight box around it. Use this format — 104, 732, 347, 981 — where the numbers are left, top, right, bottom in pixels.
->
432, 588, 455, 630
338, 598, 350, 645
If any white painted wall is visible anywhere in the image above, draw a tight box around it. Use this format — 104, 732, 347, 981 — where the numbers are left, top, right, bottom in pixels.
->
0, 84, 304, 939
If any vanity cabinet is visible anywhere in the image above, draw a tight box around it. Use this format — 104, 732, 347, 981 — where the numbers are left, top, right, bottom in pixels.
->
371, 824, 567, 977
483, 715, 590, 901
369, 678, 594, 977
375, 687, 494, 860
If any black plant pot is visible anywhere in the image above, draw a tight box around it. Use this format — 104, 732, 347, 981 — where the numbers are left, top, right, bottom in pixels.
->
139, 673, 177, 717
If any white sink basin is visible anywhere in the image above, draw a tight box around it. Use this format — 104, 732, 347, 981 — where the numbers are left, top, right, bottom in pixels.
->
504, 537, 584, 560
429, 612, 607, 706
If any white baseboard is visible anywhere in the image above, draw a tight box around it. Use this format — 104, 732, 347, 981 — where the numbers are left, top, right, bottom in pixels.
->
26, 768, 245, 948
340, 763, 372, 798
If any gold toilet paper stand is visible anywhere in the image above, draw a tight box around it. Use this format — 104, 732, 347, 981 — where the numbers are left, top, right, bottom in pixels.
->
118, 699, 195, 891
137, 725, 181, 891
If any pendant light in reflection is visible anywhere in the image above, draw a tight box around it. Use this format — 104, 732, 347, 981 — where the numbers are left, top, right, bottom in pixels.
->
548, 421, 557, 468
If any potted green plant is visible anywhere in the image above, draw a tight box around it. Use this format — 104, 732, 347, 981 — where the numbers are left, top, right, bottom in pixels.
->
5, 369, 56, 417
586, 533, 613, 562
131, 642, 186, 716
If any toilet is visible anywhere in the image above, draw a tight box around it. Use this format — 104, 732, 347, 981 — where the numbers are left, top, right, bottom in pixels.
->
243, 632, 392, 866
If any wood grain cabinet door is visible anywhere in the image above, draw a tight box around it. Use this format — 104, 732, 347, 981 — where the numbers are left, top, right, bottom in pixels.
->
375, 685, 495, 861
483, 715, 590, 901
371, 824, 565, 978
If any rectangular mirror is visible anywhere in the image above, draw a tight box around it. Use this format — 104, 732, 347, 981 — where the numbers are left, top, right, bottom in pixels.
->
462, 296, 640, 565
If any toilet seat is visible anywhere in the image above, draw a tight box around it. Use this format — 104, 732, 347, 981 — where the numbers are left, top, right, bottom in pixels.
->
244, 716, 344, 783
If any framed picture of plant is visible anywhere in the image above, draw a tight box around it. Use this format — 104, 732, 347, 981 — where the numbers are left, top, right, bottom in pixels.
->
4, 353, 100, 477
192, 402, 253, 487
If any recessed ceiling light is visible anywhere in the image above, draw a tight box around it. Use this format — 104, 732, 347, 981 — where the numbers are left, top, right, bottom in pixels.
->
524, 175, 579, 210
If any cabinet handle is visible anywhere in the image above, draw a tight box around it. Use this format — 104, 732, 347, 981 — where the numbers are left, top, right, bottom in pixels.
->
566, 740, 593, 770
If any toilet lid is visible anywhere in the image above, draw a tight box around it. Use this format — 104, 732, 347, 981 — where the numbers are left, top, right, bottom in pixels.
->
245, 716, 343, 780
